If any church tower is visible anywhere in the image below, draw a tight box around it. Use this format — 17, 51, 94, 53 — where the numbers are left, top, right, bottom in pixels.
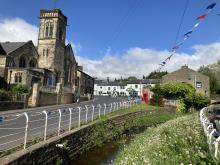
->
37, 9, 67, 83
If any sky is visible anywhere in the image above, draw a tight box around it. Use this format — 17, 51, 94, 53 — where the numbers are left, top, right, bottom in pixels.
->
0, 0, 220, 79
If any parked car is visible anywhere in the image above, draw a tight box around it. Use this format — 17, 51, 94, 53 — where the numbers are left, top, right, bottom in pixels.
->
209, 106, 220, 130
212, 106, 220, 120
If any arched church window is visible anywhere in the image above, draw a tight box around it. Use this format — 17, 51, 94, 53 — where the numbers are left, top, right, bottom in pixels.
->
45, 25, 49, 37
29, 59, 37, 68
46, 49, 49, 56
19, 57, 26, 68
43, 49, 45, 56
6, 59, 14, 67
45, 22, 54, 38
49, 24, 53, 37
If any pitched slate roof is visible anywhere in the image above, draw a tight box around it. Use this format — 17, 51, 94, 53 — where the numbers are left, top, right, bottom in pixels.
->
0, 44, 6, 55
127, 79, 157, 84
0, 42, 26, 54
163, 65, 208, 79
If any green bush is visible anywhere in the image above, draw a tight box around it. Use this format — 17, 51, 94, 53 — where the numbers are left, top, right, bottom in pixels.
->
149, 84, 164, 106
0, 89, 11, 101
176, 99, 186, 113
193, 92, 210, 110
12, 84, 29, 94
151, 82, 210, 112
160, 82, 195, 99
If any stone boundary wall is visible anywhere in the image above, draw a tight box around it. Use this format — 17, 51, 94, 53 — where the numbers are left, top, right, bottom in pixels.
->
38, 92, 74, 106
0, 107, 175, 165
164, 99, 179, 107
0, 101, 24, 111
29, 83, 75, 107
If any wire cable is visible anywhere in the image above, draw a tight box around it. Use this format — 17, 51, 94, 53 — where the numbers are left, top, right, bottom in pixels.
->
173, 0, 190, 46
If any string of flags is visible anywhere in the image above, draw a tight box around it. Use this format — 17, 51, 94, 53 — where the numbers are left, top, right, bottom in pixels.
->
157, 2, 217, 71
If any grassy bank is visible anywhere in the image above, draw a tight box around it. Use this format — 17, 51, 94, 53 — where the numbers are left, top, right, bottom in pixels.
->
114, 113, 216, 165
67, 104, 179, 160
107, 104, 158, 117
59, 104, 179, 164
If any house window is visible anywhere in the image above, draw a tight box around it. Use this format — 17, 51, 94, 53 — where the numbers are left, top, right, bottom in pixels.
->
100, 86, 102, 89
120, 86, 125, 89
135, 85, 138, 88
108, 87, 110, 90
15, 73, 22, 83
196, 82, 202, 88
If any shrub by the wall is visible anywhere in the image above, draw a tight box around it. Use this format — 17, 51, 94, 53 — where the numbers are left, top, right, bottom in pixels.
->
0, 89, 11, 101
12, 84, 28, 94
151, 82, 210, 112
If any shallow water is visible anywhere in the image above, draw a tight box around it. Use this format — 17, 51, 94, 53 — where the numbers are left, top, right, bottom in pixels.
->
70, 126, 148, 165
71, 136, 133, 165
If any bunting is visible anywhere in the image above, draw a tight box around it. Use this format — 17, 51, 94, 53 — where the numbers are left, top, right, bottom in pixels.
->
157, 2, 217, 71
206, 3, 216, 10
197, 14, 207, 20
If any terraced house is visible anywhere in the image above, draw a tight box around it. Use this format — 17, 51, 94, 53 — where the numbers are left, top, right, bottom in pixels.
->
0, 9, 94, 107
162, 65, 210, 97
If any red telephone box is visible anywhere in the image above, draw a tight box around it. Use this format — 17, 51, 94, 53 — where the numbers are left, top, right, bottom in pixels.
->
142, 89, 149, 105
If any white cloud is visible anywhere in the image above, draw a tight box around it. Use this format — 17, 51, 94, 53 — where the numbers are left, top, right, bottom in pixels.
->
0, 17, 38, 45
1, 17, 220, 80
71, 42, 82, 54
76, 42, 220, 80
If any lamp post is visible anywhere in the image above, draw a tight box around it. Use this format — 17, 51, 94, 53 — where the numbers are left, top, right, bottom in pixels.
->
140, 79, 142, 99
8, 70, 12, 91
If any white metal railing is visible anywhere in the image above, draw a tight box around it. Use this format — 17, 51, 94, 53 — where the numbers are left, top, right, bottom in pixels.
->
200, 107, 220, 157
0, 98, 141, 154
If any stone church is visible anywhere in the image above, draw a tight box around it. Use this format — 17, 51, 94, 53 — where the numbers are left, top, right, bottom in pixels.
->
0, 9, 94, 98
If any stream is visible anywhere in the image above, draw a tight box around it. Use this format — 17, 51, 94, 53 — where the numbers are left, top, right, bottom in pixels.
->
71, 127, 148, 165
71, 138, 131, 165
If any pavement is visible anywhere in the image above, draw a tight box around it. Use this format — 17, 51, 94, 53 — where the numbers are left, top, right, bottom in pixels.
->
0, 96, 128, 152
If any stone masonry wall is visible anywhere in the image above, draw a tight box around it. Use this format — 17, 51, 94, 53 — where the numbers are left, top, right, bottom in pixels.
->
162, 66, 210, 97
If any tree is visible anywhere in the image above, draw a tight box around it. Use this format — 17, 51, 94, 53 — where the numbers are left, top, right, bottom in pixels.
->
147, 71, 168, 79
149, 84, 164, 106
198, 65, 219, 94
151, 82, 210, 112
127, 76, 137, 81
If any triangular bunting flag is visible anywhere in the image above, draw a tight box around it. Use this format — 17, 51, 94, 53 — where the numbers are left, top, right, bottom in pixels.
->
193, 22, 200, 29
184, 30, 193, 37
197, 14, 207, 20
206, 3, 216, 10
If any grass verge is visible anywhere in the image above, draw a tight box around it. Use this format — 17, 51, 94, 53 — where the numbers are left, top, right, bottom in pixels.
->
69, 104, 179, 159
114, 113, 216, 165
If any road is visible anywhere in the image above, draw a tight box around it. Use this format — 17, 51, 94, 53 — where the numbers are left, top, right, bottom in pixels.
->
0, 96, 131, 152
